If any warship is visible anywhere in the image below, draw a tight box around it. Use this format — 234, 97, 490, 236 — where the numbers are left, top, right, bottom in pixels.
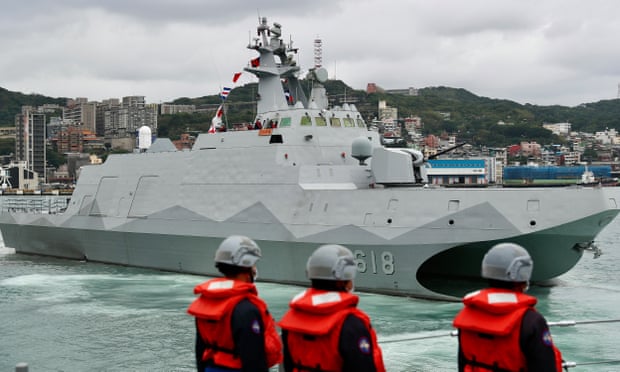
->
1, 18, 619, 300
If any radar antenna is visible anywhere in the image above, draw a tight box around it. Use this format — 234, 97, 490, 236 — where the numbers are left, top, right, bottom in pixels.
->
314, 37, 322, 68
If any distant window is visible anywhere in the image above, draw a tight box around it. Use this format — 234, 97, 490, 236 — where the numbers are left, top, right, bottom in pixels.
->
301, 116, 312, 126
344, 118, 355, 127
356, 119, 366, 128
280, 117, 291, 127
315, 116, 327, 126
330, 117, 342, 127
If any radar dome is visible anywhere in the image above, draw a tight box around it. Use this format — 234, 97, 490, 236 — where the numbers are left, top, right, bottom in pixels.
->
351, 136, 373, 165
308, 67, 328, 83
314, 67, 328, 83
138, 126, 152, 150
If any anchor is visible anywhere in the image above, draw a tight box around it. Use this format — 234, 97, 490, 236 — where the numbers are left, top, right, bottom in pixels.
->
574, 241, 602, 258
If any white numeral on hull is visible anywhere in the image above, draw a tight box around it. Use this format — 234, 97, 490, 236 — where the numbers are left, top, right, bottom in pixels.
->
354, 250, 395, 275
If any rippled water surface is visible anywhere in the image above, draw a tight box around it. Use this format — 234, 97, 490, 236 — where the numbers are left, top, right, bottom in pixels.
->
2, 219, 620, 371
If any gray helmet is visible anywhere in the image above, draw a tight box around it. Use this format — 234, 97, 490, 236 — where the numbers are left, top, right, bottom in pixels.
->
306, 244, 357, 281
481, 242, 533, 282
214, 235, 261, 268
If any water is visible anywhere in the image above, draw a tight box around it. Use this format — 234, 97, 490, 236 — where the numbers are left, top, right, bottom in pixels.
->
1, 219, 620, 372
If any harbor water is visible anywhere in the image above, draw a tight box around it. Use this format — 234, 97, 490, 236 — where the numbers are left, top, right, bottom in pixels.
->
1, 219, 620, 371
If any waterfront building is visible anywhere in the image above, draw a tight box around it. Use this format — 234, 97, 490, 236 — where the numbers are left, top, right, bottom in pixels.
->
594, 128, 620, 145
103, 96, 157, 142
160, 103, 196, 115
0, 127, 16, 139
378, 100, 398, 133
97, 99, 120, 137
487, 148, 507, 184
63, 98, 97, 133
543, 122, 571, 137
53, 127, 103, 154
14, 106, 46, 183
563, 151, 581, 165
4, 161, 39, 190
426, 158, 489, 185
520, 141, 541, 157
503, 165, 611, 185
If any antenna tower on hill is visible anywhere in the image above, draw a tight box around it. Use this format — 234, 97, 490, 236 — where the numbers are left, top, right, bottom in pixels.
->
314, 37, 322, 68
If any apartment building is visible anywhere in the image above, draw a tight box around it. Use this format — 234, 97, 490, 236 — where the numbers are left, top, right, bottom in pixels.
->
14, 106, 46, 182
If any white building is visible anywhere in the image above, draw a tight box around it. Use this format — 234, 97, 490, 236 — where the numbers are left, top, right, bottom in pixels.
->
543, 122, 571, 137
594, 128, 619, 144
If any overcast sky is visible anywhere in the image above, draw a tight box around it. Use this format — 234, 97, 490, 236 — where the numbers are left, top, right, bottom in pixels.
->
2, 0, 620, 107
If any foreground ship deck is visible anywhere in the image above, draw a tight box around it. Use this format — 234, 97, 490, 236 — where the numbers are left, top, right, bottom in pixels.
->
1, 17, 619, 300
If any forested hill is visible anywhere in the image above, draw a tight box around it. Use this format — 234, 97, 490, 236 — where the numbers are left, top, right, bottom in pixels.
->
0, 87, 66, 125
3, 83, 620, 147
172, 81, 620, 146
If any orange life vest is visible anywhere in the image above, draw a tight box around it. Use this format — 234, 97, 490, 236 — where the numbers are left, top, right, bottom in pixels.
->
453, 288, 563, 372
187, 278, 282, 369
278, 288, 385, 372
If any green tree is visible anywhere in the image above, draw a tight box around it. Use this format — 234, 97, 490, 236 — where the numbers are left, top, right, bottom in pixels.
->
582, 147, 599, 162
46, 147, 66, 168
0, 138, 15, 155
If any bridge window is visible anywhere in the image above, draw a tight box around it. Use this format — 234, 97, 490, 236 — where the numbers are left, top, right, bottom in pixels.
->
330, 117, 342, 127
343, 118, 355, 127
280, 117, 291, 127
315, 116, 327, 126
356, 119, 366, 128
300, 116, 312, 126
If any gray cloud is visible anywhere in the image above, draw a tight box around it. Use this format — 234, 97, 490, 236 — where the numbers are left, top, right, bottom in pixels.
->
1, 0, 619, 106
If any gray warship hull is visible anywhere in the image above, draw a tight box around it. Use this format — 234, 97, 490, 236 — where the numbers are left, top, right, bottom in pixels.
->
1, 17, 618, 300
1, 140, 617, 299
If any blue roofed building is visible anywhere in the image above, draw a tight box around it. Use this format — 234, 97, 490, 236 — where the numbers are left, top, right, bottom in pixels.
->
425, 159, 489, 185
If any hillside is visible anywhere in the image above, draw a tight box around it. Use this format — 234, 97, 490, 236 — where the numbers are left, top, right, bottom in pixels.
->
0, 87, 66, 126
172, 81, 620, 146
3, 84, 620, 147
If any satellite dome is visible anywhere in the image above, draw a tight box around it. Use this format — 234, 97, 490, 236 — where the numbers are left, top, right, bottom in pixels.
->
138, 126, 152, 150
314, 67, 328, 83
351, 136, 373, 165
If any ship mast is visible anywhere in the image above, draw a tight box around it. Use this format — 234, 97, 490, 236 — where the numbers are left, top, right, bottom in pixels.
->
244, 17, 303, 116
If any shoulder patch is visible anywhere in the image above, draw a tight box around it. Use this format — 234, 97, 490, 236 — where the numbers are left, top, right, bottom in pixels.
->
358, 336, 371, 354
251, 319, 261, 334
542, 330, 554, 346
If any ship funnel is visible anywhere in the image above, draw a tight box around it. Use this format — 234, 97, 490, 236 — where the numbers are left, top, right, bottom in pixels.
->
351, 136, 373, 165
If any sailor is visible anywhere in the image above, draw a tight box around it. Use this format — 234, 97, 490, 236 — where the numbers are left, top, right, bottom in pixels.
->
187, 235, 282, 372
453, 242, 564, 372
278, 244, 386, 372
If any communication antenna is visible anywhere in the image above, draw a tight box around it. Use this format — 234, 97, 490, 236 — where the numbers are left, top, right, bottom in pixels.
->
314, 37, 322, 68
617, 83, 620, 99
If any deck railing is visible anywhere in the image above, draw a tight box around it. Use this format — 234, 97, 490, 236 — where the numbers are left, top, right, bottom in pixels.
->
1, 196, 70, 214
